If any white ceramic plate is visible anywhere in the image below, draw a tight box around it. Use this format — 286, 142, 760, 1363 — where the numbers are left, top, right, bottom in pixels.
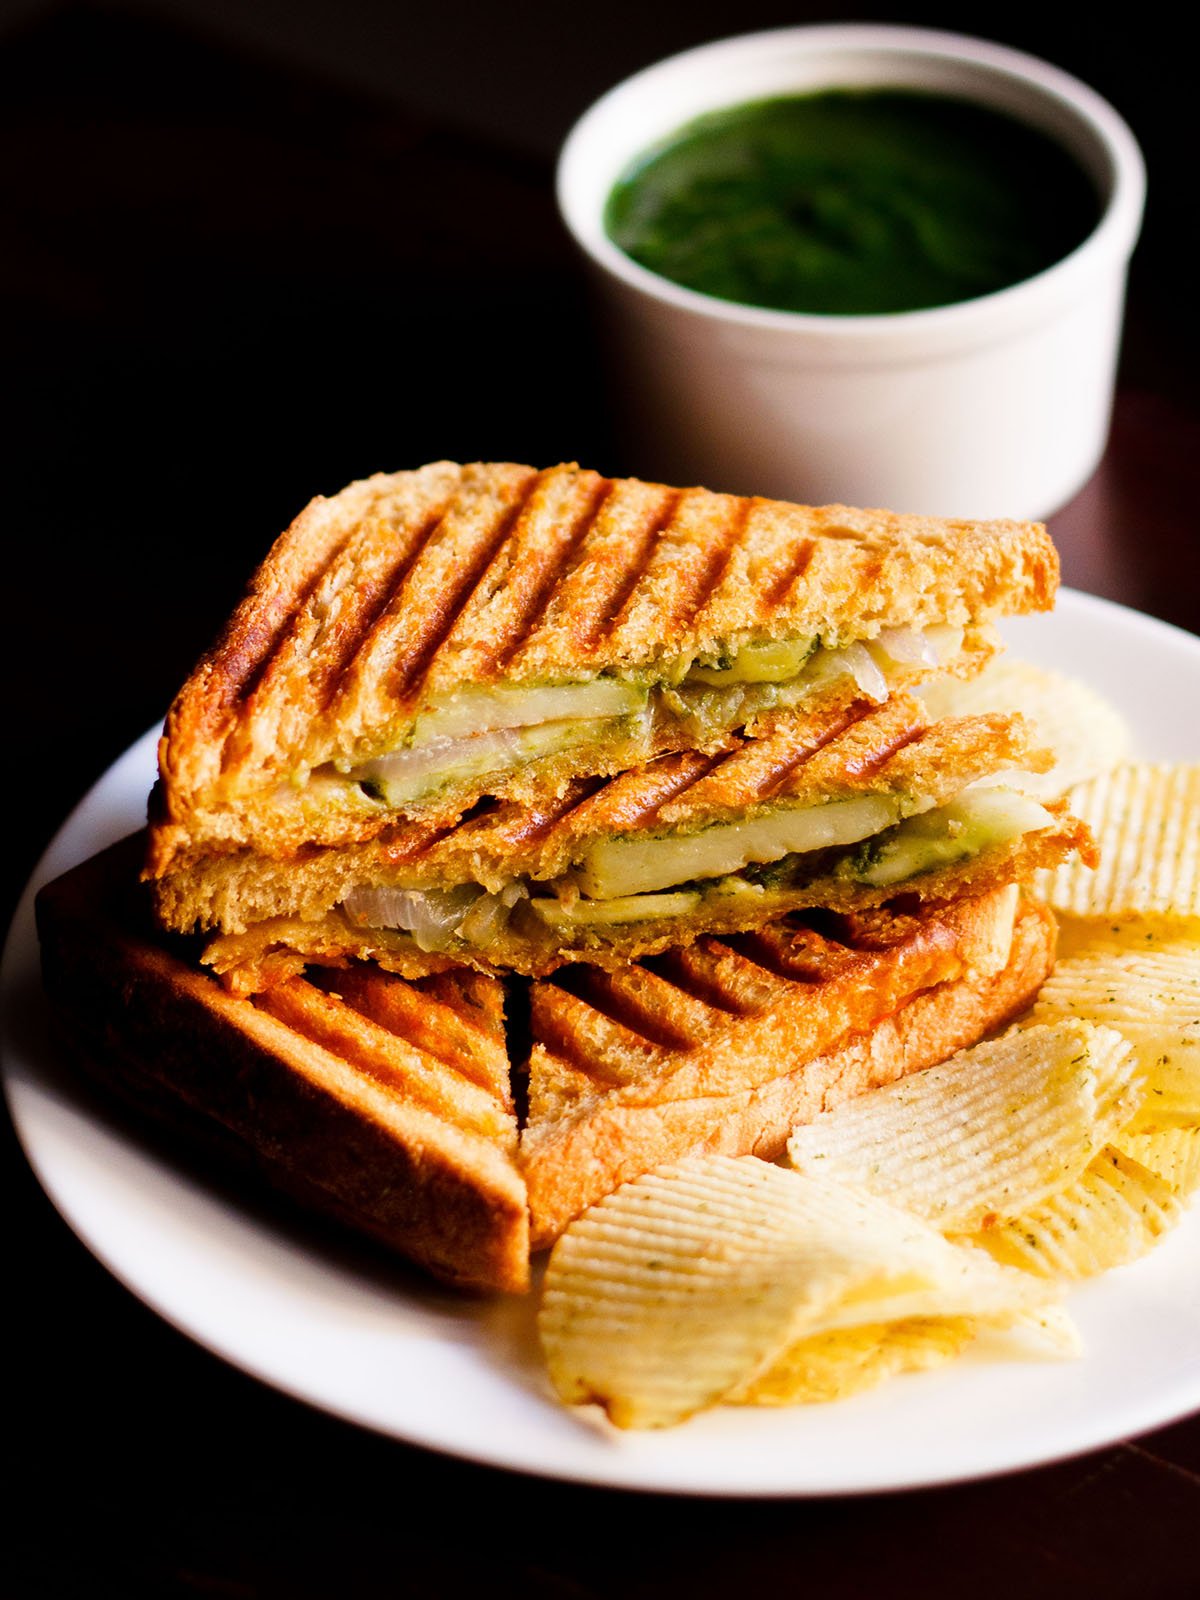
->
3, 588, 1199, 1496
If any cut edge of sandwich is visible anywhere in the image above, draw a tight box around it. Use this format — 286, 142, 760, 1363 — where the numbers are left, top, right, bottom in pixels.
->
151, 695, 1092, 986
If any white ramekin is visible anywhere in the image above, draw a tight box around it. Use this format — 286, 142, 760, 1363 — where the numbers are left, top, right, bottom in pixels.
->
556, 25, 1145, 520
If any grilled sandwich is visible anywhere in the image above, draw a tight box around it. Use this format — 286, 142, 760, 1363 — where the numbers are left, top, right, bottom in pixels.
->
39, 836, 1056, 1291
38, 835, 529, 1293
146, 460, 1058, 880
153, 689, 1091, 986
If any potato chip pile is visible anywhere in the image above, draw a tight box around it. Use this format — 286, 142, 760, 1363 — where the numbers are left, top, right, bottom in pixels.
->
537, 662, 1200, 1428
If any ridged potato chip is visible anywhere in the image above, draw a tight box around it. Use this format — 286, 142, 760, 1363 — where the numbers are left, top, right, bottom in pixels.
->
1120, 1127, 1200, 1198
920, 658, 1130, 800
786, 1021, 1141, 1232
1052, 914, 1200, 961
980, 1306, 1084, 1358
728, 1318, 976, 1406
972, 1145, 1183, 1280
1032, 763, 1200, 918
537, 1155, 1055, 1429
1026, 938, 1200, 1128
734, 1299, 1084, 1409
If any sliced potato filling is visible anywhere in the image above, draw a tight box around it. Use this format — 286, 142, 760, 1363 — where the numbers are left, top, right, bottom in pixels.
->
576, 794, 909, 901
325, 625, 968, 808
685, 637, 817, 686
530, 892, 702, 928
845, 788, 1054, 888
351, 711, 649, 808
409, 678, 646, 745
336, 786, 1051, 954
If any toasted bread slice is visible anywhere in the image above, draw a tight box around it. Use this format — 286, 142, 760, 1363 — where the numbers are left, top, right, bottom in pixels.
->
36, 837, 1053, 1290
520, 894, 1054, 1244
147, 462, 1056, 868
152, 693, 1089, 985
35, 835, 529, 1293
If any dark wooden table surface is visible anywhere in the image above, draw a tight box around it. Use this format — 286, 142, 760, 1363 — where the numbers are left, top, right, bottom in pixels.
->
3, 9, 1198, 1597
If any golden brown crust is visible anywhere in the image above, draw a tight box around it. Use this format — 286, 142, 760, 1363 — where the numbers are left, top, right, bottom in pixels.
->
148, 462, 1057, 867
521, 896, 1055, 1246
153, 463, 474, 865
35, 835, 529, 1294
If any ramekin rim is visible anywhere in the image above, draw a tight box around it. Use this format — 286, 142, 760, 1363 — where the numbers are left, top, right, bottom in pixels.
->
555, 23, 1146, 343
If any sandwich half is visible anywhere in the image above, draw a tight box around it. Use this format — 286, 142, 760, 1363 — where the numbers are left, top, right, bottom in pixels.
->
153, 689, 1092, 986
145, 460, 1058, 878
39, 835, 1055, 1291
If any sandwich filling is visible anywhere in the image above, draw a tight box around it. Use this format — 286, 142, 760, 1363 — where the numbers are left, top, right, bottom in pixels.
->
158, 681, 1092, 987
329, 625, 965, 809
337, 783, 1054, 957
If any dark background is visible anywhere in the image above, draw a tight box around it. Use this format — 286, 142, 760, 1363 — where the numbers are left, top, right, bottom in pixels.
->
3, 4, 1197, 1596
2, 0, 1194, 930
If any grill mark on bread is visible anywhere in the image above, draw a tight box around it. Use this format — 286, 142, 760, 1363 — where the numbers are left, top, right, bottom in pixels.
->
252, 975, 514, 1143
420, 467, 611, 690
312, 499, 461, 717
387, 470, 544, 700
547, 750, 720, 845
219, 469, 473, 775
307, 966, 506, 1097
606, 488, 752, 649
208, 531, 358, 773
529, 979, 668, 1087
532, 927, 846, 1070
376, 812, 473, 869
245, 507, 444, 751
551, 965, 711, 1054
518, 896, 1039, 1225
513, 481, 684, 661
770, 693, 937, 805
422, 965, 508, 1039
656, 701, 867, 823
489, 473, 618, 673
433, 781, 600, 865
837, 717, 929, 781
720, 923, 863, 984
693, 509, 823, 635
313, 465, 536, 734
225, 546, 353, 709
764, 537, 818, 608
586, 963, 728, 1047
680, 493, 757, 629
609, 486, 688, 623
764, 704, 880, 794
208, 496, 367, 720
643, 943, 792, 1016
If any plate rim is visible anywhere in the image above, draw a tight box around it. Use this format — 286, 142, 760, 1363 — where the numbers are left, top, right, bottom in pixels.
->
4, 586, 1200, 1497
